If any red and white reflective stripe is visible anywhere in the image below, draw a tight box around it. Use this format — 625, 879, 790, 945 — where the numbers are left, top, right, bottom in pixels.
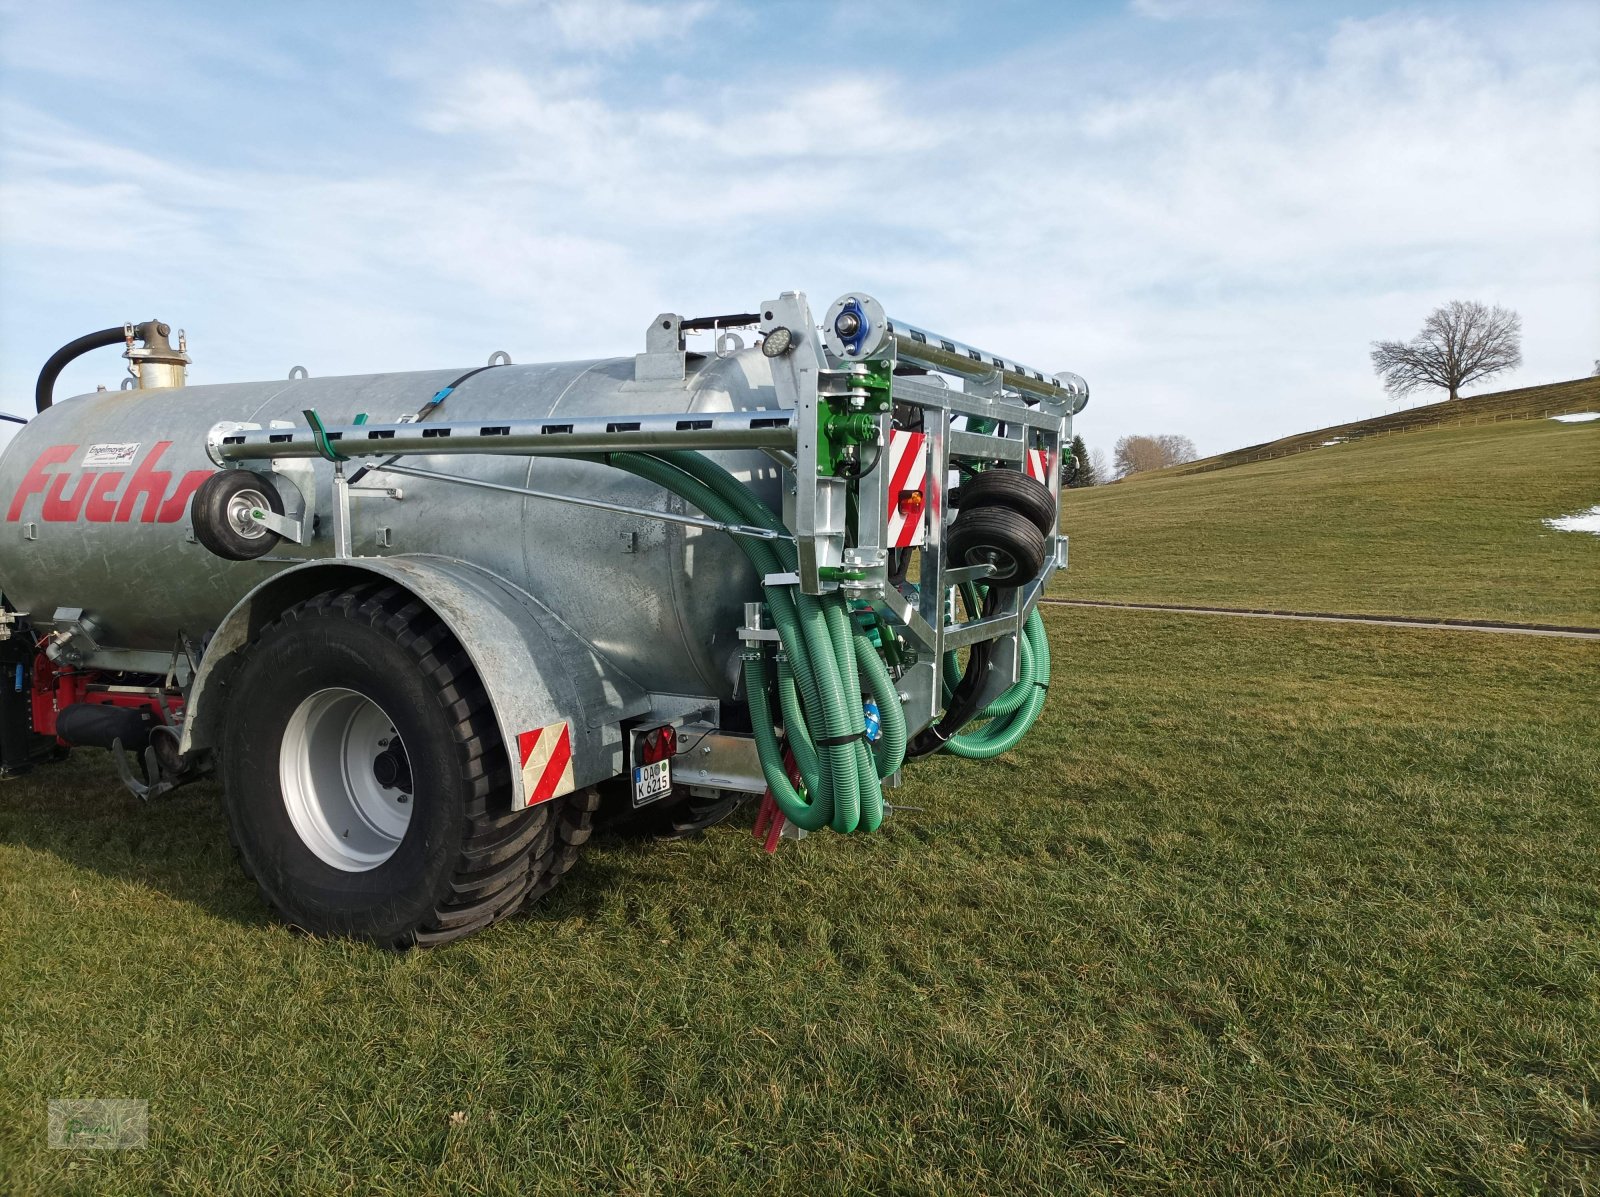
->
886, 429, 928, 548
1025, 447, 1052, 484
516, 720, 576, 807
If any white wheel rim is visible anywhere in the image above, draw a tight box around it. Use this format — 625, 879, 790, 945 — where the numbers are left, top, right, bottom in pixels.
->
279, 687, 414, 872
226, 488, 272, 540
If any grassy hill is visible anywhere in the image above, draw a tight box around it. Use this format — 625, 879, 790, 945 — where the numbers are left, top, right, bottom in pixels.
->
1062, 415, 1600, 626
3, 387, 1599, 1193
4, 608, 1597, 1194
1172, 376, 1600, 478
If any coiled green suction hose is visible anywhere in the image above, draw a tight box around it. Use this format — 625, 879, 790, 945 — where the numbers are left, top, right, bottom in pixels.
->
587, 446, 1044, 825
943, 606, 1051, 759
585, 449, 904, 833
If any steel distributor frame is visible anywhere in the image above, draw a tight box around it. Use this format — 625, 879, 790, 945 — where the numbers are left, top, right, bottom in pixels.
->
207, 291, 1083, 738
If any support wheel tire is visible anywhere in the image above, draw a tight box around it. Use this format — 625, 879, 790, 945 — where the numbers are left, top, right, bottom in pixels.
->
191, 470, 284, 561
955, 468, 1057, 533
946, 506, 1047, 586
220, 582, 590, 948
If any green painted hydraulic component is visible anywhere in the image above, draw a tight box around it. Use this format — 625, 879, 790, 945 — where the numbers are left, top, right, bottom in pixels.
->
815, 361, 891, 477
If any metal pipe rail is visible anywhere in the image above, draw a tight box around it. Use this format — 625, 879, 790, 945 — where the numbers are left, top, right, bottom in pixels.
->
888, 321, 1087, 410
819, 292, 1088, 412
212, 409, 798, 464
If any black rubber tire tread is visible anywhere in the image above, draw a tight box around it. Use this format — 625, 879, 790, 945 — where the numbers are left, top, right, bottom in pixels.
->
190, 470, 285, 561
527, 787, 601, 906
956, 467, 1057, 534
946, 506, 1048, 586
221, 581, 593, 948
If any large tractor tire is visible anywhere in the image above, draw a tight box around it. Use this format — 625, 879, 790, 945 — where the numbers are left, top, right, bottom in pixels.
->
220, 582, 594, 947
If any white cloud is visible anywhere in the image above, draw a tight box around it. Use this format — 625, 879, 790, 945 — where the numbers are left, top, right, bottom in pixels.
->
0, 4, 1595, 457
1129, 0, 1254, 20
470, 0, 716, 52
549, 0, 714, 50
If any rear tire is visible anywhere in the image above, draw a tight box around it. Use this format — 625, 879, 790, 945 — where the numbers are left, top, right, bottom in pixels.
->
955, 468, 1057, 533
191, 470, 284, 561
220, 582, 593, 947
946, 506, 1047, 586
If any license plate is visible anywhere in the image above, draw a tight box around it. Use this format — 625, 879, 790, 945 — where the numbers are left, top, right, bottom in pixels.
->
632, 758, 671, 807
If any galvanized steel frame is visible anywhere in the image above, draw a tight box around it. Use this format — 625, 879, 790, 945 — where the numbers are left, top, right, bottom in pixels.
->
203, 290, 1079, 740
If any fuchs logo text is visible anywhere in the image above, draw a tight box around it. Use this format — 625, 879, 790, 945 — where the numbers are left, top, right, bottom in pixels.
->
7, 442, 212, 524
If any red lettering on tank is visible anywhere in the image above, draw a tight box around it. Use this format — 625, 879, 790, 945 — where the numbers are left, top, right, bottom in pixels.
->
7, 442, 214, 524
40, 470, 97, 521
114, 441, 175, 523
158, 470, 211, 522
6, 445, 76, 521
83, 472, 125, 522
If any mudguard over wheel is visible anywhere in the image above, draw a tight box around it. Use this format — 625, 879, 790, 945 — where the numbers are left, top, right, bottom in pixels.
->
220, 582, 595, 947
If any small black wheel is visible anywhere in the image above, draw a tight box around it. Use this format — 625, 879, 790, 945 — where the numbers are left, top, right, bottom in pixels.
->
955, 468, 1057, 533
190, 470, 284, 561
946, 506, 1047, 586
220, 583, 592, 947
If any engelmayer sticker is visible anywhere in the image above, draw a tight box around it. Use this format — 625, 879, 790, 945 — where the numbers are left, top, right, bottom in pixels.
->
82, 443, 141, 468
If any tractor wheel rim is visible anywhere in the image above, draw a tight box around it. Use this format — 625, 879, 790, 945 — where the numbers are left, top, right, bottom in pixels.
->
280, 687, 413, 872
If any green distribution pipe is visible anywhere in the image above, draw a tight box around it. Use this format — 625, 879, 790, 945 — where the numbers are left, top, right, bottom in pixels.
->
587, 444, 1041, 814
585, 449, 903, 833
654, 451, 905, 817
650, 450, 872, 831
593, 452, 852, 830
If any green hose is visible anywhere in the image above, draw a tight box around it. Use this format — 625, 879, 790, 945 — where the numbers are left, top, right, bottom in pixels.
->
944, 607, 1051, 759
585, 445, 1043, 818
587, 449, 888, 834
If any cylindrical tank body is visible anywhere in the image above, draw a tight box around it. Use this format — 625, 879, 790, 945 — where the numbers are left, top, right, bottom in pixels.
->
0, 351, 785, 699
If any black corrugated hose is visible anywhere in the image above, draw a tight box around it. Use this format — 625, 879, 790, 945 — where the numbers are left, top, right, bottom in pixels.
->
34, 326, 127, 413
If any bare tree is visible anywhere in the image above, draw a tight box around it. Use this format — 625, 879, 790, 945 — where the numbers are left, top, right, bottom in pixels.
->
1371, 301, 1521, 402
1089, 448, 1110, 485
1113, 433, 1197, 478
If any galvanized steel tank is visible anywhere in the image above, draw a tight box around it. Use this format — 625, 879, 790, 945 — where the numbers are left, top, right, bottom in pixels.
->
0, 351, 786, 699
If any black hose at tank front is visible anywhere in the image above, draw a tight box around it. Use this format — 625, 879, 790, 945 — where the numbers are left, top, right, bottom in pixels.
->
34, 326, 127, 413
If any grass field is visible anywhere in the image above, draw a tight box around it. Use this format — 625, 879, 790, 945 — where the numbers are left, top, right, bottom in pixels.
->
1171, 376, 1600, 478
1061, 417, 1600, 626
3, 607, 1597, 1195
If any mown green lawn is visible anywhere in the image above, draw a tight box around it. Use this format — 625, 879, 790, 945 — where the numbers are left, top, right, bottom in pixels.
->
3, 608, 1596, 1195
1062, 418, 1600, 626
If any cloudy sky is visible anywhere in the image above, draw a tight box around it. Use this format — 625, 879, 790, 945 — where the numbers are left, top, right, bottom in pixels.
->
1, 0, 1595, 458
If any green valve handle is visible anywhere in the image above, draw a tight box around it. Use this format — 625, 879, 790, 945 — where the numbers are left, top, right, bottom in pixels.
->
818, 566, 868, 582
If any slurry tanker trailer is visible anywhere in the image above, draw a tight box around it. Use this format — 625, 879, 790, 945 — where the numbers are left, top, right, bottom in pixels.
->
0, 294, 1086, 946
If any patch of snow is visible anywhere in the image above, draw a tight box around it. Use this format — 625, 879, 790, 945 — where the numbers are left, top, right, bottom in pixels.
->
1550, 412, 1600, 423
1544, 506, 1600, 536
1320, 439, 1343, 446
